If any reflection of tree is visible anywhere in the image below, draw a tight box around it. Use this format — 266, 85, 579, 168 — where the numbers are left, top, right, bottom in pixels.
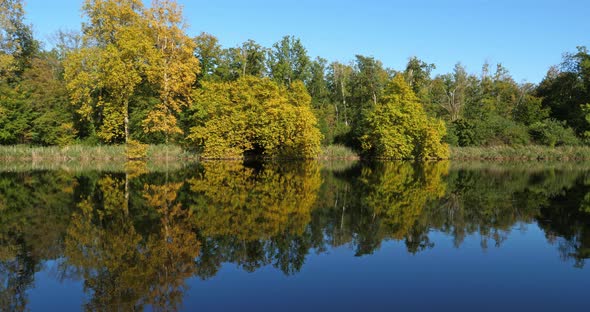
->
2, 162, 590, 311
65, 174, 199, 311
436, 168, 584, 251
313, 162, 590, 260
0, 252, 33, 312
536, 173, 590, 268
188, 161, 321, 276
0, 171, 76, 311
143, 182, 200, 310
363, 162, 448, 253
311, 162, 449, 256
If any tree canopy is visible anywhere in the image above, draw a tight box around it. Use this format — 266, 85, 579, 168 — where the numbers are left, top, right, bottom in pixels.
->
187, 76, 321, 159
1, 0, 589, 158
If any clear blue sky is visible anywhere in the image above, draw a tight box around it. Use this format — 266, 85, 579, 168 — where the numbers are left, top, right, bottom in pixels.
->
23, 0, 590, 83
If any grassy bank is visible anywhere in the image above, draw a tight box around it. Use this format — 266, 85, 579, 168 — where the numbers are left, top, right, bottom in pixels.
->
0, 144, 198, 161
450, 145, 590, 161
2, 144, 589, 162
0, 159, 196, 173
0, 144, 361, 162
320, 145, 590, 161
319, 145, 360, 160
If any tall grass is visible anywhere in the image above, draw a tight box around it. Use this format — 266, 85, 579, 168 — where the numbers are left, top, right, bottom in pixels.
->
451, 160, 590, 172
319, 144, 360, 160
0, 144, 199, 161
451, 145, 590, 161
0, 159, 195, 173
2, 144, 588, 162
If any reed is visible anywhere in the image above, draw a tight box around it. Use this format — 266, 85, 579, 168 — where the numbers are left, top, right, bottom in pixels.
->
450, 145, 590, 161
319, 144, 360, 160
0, 144, 199, 161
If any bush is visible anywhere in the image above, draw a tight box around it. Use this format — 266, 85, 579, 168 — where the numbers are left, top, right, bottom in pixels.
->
187, 77, 322, 159
529, 119, 580, 147
360, 75, 449, 159
493, 117, 530, 145
450, 115, 530, 147
513, 95, 550, 126
126, 139, 148, 160
449, 119, 477, 146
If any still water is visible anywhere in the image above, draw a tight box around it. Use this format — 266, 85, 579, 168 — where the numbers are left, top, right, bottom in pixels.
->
1, 161, 589, 311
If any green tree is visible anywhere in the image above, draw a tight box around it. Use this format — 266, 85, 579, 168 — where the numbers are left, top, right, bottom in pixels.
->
268, 35, 311, 86
403, 56, 435, 96
537, 46, 590, 135
0, 83, 31, 144
513, 94, 549, 126
308, 57, 330, 108
0, 0, 37, 80
193, 32, 222, 81
348, 55, 390, 148
327, 61, 353, 126
230, 39, 267, 78
20, 51, 76, 145
431, 63, 469, 122
529, 119, 580, 147
211, 39, 268, 82
583, 103, 590, 141
307, 57, 340, 145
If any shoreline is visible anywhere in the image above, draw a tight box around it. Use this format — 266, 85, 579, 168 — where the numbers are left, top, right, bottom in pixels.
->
1, 145, 590, 162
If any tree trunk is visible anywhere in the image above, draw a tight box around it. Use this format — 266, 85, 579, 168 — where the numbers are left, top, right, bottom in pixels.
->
373, 91, 377, 107
124, 100, 129, 144
340, 79, 347, 125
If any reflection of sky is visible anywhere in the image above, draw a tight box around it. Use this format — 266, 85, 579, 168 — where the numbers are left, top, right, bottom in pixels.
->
27, 260, 85, 311
182, 224, 589, 311
184, 224, 587, 311
25, 223, 584, 311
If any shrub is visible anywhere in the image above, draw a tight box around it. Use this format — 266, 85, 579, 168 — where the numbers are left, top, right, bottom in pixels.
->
126, 139, 148, 160
513, 95, 550, 126
187, 77, 322, 159
529, 119, 580, 147
450, 119, 477, 146
360, 75, 449, 159
450, 115, 530, 147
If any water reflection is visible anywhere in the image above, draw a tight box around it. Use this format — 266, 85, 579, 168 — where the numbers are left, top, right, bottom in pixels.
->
0, 161, 589, 310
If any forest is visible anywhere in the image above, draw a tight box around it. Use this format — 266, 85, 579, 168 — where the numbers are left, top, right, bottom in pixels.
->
1, 0, 590, 159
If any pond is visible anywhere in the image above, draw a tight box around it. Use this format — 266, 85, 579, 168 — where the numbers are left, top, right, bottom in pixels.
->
1, 161, 589, 311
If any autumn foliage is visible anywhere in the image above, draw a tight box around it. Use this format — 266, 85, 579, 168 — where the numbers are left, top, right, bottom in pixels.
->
360, 75, 449, 159
188, 76, 322, 159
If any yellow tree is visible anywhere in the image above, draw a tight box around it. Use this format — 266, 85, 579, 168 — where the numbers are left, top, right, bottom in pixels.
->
143, 0, 200, 143
360, 75, 449, 160
1, 0, 36, 80
188, 76, 322, 159
0, 0, 21, 77
64, 0, 156, 144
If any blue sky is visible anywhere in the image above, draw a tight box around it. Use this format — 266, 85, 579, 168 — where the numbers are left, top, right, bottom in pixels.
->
23, 0, 590, 83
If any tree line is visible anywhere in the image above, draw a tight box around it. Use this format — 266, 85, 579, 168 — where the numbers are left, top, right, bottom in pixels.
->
1, 0, 589, 158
